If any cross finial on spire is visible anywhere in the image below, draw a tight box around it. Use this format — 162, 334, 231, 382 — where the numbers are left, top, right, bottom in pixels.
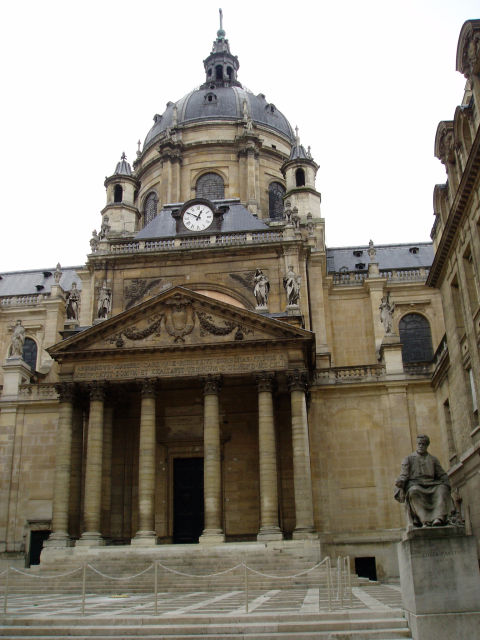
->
295, 126, 299, 142
121, 151, 126, 160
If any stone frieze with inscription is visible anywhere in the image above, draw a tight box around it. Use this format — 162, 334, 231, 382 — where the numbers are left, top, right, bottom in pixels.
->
74, 352, 288, 381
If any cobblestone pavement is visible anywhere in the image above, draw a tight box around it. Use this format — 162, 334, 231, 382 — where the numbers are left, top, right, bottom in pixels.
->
0, 583, 403, 618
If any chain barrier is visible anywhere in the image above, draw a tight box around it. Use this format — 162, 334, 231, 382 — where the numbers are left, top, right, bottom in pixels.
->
0, 555, 352, 616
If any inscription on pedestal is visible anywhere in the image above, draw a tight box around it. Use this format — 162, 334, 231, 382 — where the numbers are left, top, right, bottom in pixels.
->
74, 353, 287, 381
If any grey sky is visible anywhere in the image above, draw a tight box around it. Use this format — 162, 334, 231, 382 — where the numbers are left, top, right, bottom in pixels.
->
1, 0, 477, 272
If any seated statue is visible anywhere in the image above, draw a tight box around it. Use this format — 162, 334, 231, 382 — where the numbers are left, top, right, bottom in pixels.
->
395, 434, 454, 527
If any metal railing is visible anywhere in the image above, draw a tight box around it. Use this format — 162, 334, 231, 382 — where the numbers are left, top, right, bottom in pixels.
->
0, 556, 352, 616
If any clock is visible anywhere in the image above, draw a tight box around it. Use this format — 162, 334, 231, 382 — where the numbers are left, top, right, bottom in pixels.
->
182, 203, 214, 232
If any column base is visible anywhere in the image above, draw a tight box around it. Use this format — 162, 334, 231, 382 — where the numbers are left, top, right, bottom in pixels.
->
76, 532, 105, 547
292, 527, 318, 540
257, 526, 283, 541
131, 531, 157, 546
44, 532, 73, 548
199, 529, 225, 545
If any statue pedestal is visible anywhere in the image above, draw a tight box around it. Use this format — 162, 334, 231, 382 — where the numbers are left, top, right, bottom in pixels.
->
398, 527, 480, 640
380, 334, 403, 375
2, 357, 31, 397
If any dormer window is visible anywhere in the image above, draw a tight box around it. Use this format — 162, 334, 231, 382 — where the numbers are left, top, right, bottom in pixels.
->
355, 263, 366, 270
353, 250, 363, 257
265, 103, 276, 114
409, 247, 419, 254
204, 92, 217, 104
114, 185, 123, 203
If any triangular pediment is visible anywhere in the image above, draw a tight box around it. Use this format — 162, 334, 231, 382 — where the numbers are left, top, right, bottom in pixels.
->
49, 286, 313, 359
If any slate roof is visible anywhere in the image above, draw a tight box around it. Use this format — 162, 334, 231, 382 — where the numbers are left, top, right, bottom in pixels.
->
143, 87, 295, 153
326, 243, 434, 272
135, 199, 270, 239
0, 268, 82, 297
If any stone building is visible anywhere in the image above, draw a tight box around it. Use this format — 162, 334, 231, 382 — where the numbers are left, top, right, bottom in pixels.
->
428, 18, 480, 555
0, 18, 469, 580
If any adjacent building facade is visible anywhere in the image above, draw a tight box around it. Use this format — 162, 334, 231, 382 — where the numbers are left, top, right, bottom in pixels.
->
428, 18, 480, 554
1, 18, 476, 579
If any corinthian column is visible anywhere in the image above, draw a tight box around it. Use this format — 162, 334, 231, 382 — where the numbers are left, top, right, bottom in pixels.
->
199, 376, 225, 544
47, 383, 75, 547
256, 372, 282, 541
132, 379, 157, 546
287, 371, 316, 539
78, 382, 105, 546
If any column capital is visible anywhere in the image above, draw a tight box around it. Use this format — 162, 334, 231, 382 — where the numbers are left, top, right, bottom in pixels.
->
55, 382, 76, 403
255, 371, 275, 393
203, 375, 222, 396
140, 378, 158, 398
88, 381, 107, 401
287, 369, 309, 393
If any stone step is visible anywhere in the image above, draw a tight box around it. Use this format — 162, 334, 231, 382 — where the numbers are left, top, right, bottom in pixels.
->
0, 617, 412, 639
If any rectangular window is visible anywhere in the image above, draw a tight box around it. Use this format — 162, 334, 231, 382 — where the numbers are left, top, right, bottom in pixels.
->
468, 368, 478, 414
443, 399, 456, 462
463, 247, 479, 313
450, 276, 465, 335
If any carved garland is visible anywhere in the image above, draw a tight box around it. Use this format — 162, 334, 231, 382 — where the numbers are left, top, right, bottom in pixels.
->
197, 311, 250, 341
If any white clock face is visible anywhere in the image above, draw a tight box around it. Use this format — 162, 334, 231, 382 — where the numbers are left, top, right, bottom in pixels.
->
183, 204, 214, 232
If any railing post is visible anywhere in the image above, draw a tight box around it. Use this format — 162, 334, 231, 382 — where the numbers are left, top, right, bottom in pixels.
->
81, 563, 86, 615
154, 561, 158, 615
326, 558, 332, 611
244, 562, 249, 614
3, 567, 9, 616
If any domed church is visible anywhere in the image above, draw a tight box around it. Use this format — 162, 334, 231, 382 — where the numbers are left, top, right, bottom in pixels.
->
2, 13, 476, 581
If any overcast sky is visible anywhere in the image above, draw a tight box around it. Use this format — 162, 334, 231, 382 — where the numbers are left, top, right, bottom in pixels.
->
1, 0, 478, 272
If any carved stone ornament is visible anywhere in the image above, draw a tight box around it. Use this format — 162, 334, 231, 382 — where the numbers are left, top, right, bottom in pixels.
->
197, 311, 249, 341
255, 371, 275, 393
368, 239, 376, 261
140, 378, 158, 397
88, 381, 106, 401
203, 375, 222, 395
55, 382, 76, 403
439, 128, 455, 166
124, 278, 163, 310
287, 369, 308, 393
462, 30, 480, 78
164, 295, 195, 343
229, 271, 256, 292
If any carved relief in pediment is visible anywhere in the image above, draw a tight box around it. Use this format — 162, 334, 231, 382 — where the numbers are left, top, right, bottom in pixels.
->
124, 278, 173, 310
106, 294, 253, 348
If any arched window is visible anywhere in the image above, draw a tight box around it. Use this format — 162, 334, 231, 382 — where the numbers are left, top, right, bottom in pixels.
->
114, 185, 123, 203
215, 65, 223, 80
22, 338, 37, 371
399, 314, 434, 363
195, 173, 224, 200
295, 168, 306, 187
143, 192, 158, 227
268, 182, 285, 220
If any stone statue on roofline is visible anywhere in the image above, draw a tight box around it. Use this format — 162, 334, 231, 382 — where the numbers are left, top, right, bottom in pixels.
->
283, 265, 300, 307
10, 319, 25, 358
253, 269, 270, 309
379, 292, 395, 335
65, 282, 81, 321
394, 434, 459, 529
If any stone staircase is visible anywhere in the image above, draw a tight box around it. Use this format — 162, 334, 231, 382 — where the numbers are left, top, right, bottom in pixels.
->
0, 543, 412, 639
0, 611, 412, 639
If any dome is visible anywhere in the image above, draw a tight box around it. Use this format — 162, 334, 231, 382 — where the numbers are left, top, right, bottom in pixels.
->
142, 23, 294, 153
143, 87, 295, 152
